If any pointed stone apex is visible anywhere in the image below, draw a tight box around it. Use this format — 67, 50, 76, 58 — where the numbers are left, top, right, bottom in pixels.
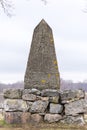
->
35, 19, 52, 31
40, 19, 47, 24
39, 19, 49, 26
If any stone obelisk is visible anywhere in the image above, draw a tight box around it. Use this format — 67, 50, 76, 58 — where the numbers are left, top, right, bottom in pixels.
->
24, 19, 60, 89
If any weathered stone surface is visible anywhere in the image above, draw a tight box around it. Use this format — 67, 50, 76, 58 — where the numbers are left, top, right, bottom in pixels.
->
41, 89, 59, 97
24, 19, 60, 90
84, 114, 87, 123
36, 96, 49, 101
4, 99, 28, 112
23, 89, 41, 96
61, 115, 85, 125
60, 89, 84, 104
3, 89, 22, 99
22, 94, 36, 101
49, 96, 59, 103
0, 103, 4, 109
30, 100, 48, 113
65, 99, 87, 116
0, 111, 4, 120
85, 92, 87, 99
31, 114, 43, 123
50, 103, 63, 114
5, 112, 31, 124
44, 114, 62, 123
26, 101, 33, 111
21, 112, 31, 123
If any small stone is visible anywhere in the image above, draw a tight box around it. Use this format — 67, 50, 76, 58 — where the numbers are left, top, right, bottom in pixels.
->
39, 113, 46, 116
30, 100, 49, 113
61, 115, 85, 125
40, 97, 49, 101
0, 111, 4, 120
49, 96, 59, 103
0, 103, 4, 109
4, 99, 28, 112
5, 112, 22, 124
60, 89, 84, 104
85, 92, 87, 99
65, 99, 87, 116
84, 114, 87, 123
26, 101, 33, 111
22, 94, 36, 101
23, 89, 41, 95
41, 89, 59, 97
36, 96, 49, 101
50, 103, 63, 114
3, 89, 22, 99
31, 114, 43, 123
44, 114, 62, 123
5, 112, 31, 124
21, 112, 31, 123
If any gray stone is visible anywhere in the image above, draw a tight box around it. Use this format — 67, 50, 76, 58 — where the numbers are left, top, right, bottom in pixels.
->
36, 96, 49, 101
41, 89, 59, 97
24, 19, 60, 90
31, 114, 43, 123
3, 89, 22, 99
22, 93, 36, 101
84, 114, 87, 123
4, 99, 28, 112
85, 92, 87, 99
23, 89, 41, 95
49, 96, 59, 103
61, 115, 85, 125
26, 101, 33, 111
65, 99, 87, 116
0, 110, 4, 120
0, 103, 4, 109
30, 100, 48, 113
21, 112, 31, 123
50, 103, 63, 114
60, 89, 84, 104
44, 114, 62, 123
39, 113, 46, 116
5, 112, 31, 124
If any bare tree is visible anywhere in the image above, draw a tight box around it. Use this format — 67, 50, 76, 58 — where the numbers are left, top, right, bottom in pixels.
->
0, 0, 13, 16
41, 0, 47, 5
0, 0, 47, 16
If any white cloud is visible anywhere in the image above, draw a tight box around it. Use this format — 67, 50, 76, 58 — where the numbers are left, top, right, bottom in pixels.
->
61, 71, 87, 83
0, 73, 23, 84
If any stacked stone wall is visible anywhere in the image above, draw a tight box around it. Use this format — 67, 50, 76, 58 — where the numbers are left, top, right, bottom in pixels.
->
1, 88, 87, 125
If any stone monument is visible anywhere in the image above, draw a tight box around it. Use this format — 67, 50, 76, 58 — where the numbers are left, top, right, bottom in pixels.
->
24, 19, 60, 89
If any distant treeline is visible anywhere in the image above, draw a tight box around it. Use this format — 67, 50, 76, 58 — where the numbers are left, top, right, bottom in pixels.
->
0, 79, 87, 93
0, 81, 24, 93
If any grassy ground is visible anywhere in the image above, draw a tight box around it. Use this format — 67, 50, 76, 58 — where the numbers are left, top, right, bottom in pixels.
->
0, 120, 87, 130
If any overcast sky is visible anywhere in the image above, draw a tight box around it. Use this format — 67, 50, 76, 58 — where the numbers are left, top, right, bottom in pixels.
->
0, 0, 87, 83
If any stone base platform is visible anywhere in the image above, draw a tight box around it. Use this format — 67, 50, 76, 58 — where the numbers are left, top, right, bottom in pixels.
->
2, 88, 87, 125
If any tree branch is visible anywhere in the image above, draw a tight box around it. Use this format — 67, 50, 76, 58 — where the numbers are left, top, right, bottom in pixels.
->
41, 0, 47, 5
0, 0, 13, 17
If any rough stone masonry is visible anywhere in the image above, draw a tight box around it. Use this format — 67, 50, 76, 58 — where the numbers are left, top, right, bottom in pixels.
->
3, 88, 87, 125
24, 19, 60, 89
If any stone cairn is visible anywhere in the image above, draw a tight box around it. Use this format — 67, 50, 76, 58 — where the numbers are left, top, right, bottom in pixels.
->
1, 20, 87, 125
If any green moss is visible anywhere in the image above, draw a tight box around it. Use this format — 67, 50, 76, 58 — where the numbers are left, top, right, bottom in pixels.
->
41, 80, 46, 83
53, 60, 57, 65
48, 74, 51, 78
0, 120, 8, 126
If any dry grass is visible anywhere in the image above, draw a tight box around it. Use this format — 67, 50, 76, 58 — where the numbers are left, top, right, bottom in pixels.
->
0, 121, 87, 130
